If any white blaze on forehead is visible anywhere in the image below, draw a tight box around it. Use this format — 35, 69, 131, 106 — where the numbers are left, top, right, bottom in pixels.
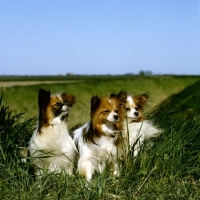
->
127, 95, 133, 106
108, 98, 114, 109
57, 94, 63, 102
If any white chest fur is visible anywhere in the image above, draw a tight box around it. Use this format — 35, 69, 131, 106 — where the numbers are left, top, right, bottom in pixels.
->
29, 121, 77, 175
73, 122, 119, 181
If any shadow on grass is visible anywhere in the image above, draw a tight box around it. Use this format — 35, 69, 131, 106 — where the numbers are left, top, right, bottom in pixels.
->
148, 80, 200, 126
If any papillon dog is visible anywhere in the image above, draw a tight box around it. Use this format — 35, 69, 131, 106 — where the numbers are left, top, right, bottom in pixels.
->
71, 92, 127, 181
125, 93, 149, 123
112, 93, 162, 157
28, 89, 77, 176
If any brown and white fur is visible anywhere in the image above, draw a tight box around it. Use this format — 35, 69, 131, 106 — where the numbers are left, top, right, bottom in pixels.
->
28, 89, 77, 176
72, 92, 127, 181
114, 93, 162, 157
125, 93, 149, 123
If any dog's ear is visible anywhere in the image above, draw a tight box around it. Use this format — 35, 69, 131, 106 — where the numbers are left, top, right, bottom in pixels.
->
61, 93, 75, 106
91, 95, 100, 115
133, 93, 149, 107
38, 89, 51, 108
117, 91, 127, 103
110, 91, 127, 102
110, 93, 117, 98
110, 91, 127, 109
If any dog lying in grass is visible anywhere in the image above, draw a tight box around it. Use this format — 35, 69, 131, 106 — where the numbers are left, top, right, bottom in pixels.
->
111, 92, 162, 157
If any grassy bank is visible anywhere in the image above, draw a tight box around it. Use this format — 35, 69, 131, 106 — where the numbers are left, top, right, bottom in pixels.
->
0, 76, 200, 199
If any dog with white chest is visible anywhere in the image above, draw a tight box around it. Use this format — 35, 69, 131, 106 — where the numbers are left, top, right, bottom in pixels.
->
110, 92, 162, 157
124, 93, 162, 157
72, 92, 127, 181
28, 89, 77, 176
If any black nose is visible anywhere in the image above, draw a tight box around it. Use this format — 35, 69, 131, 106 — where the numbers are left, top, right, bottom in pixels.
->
134, 112, 139, 117
114, 115, 119, 120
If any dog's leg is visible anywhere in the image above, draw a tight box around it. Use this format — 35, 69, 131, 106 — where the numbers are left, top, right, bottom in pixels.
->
78, 159, 93, 181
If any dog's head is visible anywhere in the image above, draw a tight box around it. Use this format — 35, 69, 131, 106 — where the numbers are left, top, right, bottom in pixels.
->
109, 91, 127, 128
38, 88, 75, 130
83, 92, 127, 143
91, 96, 120, 126
125, 93, 149, 122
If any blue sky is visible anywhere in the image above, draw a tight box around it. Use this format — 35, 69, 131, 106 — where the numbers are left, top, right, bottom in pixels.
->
0, 0, 200, 75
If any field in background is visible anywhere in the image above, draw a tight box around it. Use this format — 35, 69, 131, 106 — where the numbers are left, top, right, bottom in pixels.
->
0, 75, 200, 199
1, 75, 200, 128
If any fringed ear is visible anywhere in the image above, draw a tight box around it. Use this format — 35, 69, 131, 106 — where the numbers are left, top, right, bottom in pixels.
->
110, 90, 127, 109
82, 96, 101, 145
38, 88, 51, 108
91, 95, 100, 116
110, 90, 127, 102
117, 91, 127, 104
37, 89, 51, 132
133, 93, 149, 108
61, 93, 75, 106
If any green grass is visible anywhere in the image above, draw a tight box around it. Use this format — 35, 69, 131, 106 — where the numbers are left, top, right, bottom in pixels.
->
0, 76, 200, 199
2, 75, 199, 128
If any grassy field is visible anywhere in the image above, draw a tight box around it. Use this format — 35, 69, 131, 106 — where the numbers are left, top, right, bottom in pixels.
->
0, 75, 200, 199
1, 75, 199, 128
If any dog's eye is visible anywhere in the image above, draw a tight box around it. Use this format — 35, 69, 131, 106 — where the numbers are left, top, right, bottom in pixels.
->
55, 102, 62, 107
125, 108, 130, 111
115, 110, 118, 113
103, 110, 110, 114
